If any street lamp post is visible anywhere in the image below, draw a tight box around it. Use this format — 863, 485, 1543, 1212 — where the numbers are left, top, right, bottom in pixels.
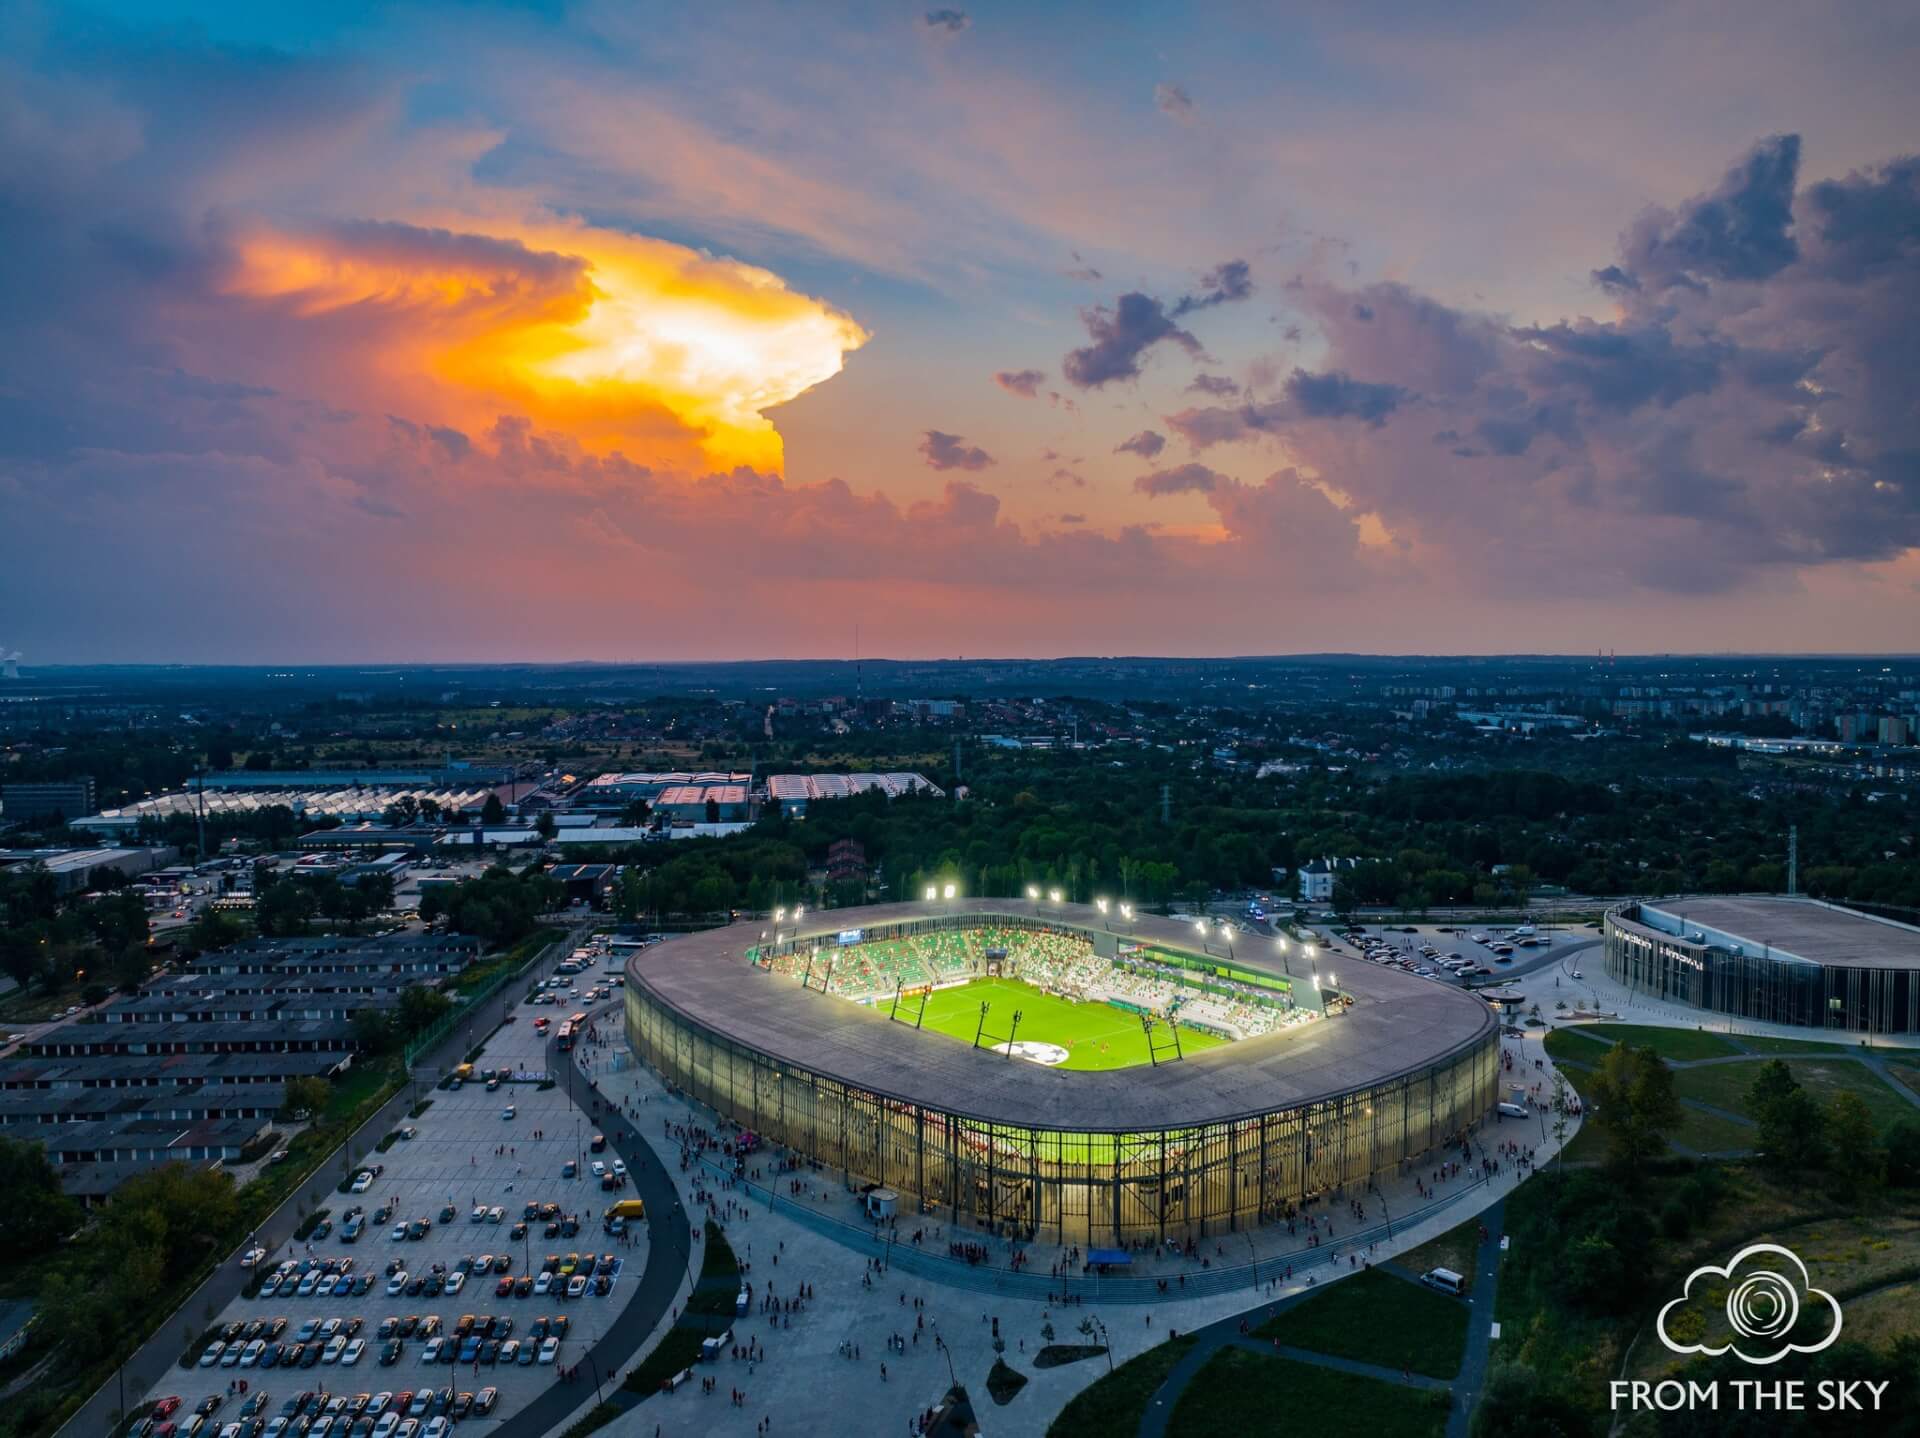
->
1096, 897, 1110, 932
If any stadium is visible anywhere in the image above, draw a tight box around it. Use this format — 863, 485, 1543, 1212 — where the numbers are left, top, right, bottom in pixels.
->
1604, 896, 1920, 1034
624, 898, 1500, 1245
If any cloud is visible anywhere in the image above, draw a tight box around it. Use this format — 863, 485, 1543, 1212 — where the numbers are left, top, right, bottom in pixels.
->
993, 368, 1047, 397
1619, 134, 1802, 291
1188, 373, 1240, 397
1115, 429, 1167, 459
1062, 293, 1201, 387
1170, 368, 1407, 446
1134, 462, 1225, 496
1154, 83, 1194, 122
1172, 259, 1254, 316
919, 429, 996, 470
923, 8, 970, 32
1057, 512, 1086, 524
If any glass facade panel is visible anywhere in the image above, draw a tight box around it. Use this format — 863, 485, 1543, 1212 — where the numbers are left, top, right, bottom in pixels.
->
626, 962, 1500, 1245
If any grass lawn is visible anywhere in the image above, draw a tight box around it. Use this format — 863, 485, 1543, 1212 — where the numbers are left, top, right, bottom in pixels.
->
1582, 1024, 1742, 1061
1255, 1267, 1467, 1379
1168, 1348, 1448, 1438
1733, 1035, 1858, 1056
1673, 1104, 1758, 1154
1543, 1027, 1613, 1063
914, 979, 1229, 1071
1045, 1334, 1196, 1438
1400, 1217, 1487, 1294
1887, 1063, 1920, 1100
1671, 1059, 1913, 1134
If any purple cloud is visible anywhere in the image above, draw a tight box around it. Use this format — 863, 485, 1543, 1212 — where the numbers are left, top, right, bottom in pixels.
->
1172, 259, 1253, 316
993, 368, 1046, 397
919, 429, 995, 470
1062, 293, 1200, 388
1154, 83, 1194, 121
1188, 373, 1240, 397
924, 9, 969, 33
1115, 429, 1167, 459
1135, 462, 1224, 496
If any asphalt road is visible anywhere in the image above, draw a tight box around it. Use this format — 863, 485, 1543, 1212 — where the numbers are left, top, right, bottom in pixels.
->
484, 1018, 692, 1438
58, 929, 583, 1438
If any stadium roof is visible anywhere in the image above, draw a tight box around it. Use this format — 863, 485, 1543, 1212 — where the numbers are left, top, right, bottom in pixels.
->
628, 898, 1494, 1132
1637, 897, 1920, 971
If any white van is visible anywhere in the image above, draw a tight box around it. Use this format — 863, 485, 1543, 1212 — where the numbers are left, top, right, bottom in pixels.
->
1421, 1267, 1468, 1296
1497, 1101, 1529, 1119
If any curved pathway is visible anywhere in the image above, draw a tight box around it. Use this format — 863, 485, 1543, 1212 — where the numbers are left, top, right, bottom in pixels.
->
1138, 1197, 1507, 1438
486, 1017, 693, 1438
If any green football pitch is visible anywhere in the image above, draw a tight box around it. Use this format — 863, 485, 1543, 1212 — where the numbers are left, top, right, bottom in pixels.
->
907, 979, 1230, 1070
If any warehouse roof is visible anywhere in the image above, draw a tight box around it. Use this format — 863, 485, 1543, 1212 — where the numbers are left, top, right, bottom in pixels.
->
1635, 897, 1920, 971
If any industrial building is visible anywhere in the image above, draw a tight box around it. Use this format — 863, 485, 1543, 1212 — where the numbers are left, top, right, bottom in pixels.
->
0, 778, 97, 821
763, 771, 943, 816
0, 931, 477, 1198
1604, 896, 1920, 1033
654, 783, 750, 821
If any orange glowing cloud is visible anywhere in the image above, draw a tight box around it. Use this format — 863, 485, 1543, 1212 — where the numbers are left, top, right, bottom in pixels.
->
223, 218, 868, 471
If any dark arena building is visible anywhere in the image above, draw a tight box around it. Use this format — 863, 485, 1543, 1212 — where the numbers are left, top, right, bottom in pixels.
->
624, 899, 1499, 1245
1604, 896, 1920, 1034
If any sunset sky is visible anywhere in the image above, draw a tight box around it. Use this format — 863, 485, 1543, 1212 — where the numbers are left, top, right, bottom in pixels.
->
3, 1, 1918, 661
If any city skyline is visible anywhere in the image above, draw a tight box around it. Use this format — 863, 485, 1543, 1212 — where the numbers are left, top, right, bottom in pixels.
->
3, 2, 1918, 661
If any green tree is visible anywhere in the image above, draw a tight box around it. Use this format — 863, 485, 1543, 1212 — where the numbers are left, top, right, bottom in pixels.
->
1748, 1061, 1829, 1171
353, 1007, 396, 1054
1886, 1119, 1920, 1189
1470, 1361, 1589, 1438
398, 985, 452, 1036
535, 811, 558, 840
0, 1134, 82, 1260
1587, 1044, 1682, 1179
283, 1075, 332, 1118
187, 907, 243, 954
481, 793, 506, 825
1827, 1091, 1883, 1196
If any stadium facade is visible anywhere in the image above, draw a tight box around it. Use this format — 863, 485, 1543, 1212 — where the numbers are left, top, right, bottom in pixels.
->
625, 899, 1499, 1246
1603, 896, 1920, 1033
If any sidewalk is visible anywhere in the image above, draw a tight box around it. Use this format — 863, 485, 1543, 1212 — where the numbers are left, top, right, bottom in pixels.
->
565, 1021, 1577, 1438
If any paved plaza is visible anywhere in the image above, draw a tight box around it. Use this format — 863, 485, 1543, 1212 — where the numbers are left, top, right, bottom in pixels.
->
561, 1012, 1576, 1438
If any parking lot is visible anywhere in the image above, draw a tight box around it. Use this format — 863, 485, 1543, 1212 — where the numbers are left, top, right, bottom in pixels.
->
1311, 919, 1592, 989
129, 974, 645, 1438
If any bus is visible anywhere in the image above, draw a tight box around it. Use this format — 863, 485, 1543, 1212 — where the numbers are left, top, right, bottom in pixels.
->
568, 1011, 589, 1033
556, 1022, 575, 1051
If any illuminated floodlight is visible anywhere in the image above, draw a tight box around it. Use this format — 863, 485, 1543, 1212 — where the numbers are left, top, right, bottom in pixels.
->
1310, 973, 1320, 989
1119, 903, 1133, 920
774, 907, 787, 923
924, 885, 938, 902
1194, 919, 1207, 933
1048, 888, 1063, 904
1096, 898, 1109, 914
1328, 972, 1338, 987
793, 905, 805, 922
1026, 885, 1041, 901
1275, 937, 1288, 952
942, 882, 957, 900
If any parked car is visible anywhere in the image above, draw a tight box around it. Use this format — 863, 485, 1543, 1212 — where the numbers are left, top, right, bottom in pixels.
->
342, 1339, 366, 1366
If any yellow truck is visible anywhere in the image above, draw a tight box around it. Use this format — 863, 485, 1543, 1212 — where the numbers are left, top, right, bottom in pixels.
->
603, 1198, 646, 1234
